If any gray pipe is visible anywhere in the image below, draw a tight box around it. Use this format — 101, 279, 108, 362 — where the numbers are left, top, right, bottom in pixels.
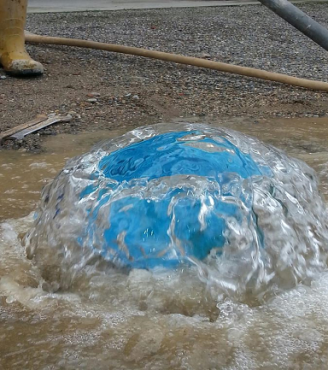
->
258, 0, 328, 51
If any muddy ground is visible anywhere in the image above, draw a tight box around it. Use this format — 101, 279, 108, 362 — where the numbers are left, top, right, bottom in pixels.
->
0, 3, 328, 151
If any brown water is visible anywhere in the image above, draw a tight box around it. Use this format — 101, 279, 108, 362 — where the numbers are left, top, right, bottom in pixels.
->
222, 117, 328, 197
1, 118, 328, 369
0, 130, 122, 222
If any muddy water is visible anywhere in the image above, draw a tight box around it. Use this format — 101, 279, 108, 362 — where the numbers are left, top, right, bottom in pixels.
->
220, 117, 328, 200
0, 131, 122, 222
1, 118, 328, 369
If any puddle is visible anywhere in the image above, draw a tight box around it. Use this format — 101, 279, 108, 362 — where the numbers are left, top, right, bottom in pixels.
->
0, 130, 124, 221
2, 117, 328, 221
215, 117, 328, 199
1, 117, 328, 369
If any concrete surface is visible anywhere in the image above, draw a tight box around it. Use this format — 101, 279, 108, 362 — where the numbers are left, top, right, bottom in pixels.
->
27, 0, 327, 13
26, 0, 259, 13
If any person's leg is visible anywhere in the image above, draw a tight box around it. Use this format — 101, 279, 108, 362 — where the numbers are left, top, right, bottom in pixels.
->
0, 0, 43, 76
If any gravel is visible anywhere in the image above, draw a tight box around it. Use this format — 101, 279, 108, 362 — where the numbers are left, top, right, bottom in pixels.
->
1, 3, 328, 151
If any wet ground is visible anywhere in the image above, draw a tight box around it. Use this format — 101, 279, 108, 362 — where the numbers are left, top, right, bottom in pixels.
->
1, 4, 328, 367
1, 117, 328, 369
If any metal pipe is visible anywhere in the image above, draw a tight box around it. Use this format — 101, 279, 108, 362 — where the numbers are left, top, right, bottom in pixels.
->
257, 0, 328, 51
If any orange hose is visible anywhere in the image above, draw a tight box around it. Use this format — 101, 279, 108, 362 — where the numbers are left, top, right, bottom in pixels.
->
25, 32, 328, 92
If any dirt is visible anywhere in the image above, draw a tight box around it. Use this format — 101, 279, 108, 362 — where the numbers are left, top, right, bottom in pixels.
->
0, 4, 328, 151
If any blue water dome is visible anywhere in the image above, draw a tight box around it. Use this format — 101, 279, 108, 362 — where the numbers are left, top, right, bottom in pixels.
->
77, 128, 271, 270
27, 123, 328, 292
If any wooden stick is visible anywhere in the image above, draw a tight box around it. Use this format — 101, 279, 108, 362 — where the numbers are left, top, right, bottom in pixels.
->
0, 115, 47, 141
11, 114, 72, 140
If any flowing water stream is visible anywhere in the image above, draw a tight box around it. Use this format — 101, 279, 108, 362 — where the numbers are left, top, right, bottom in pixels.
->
1, 118, 328, 369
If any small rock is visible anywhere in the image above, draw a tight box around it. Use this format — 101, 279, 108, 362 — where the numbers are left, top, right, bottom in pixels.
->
87, 98, 98, 103
88, 92, 101, 98
0, 76, 6, 80
200, 53, 211, 59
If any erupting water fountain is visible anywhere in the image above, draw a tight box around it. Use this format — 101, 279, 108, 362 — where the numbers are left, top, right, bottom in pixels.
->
25, 123, 328, 297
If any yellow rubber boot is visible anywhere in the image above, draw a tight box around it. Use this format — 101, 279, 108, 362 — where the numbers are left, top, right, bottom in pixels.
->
0, 0, 43, 76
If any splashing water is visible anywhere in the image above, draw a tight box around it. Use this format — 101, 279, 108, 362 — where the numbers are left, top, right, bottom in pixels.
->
25, 123, 328, 299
